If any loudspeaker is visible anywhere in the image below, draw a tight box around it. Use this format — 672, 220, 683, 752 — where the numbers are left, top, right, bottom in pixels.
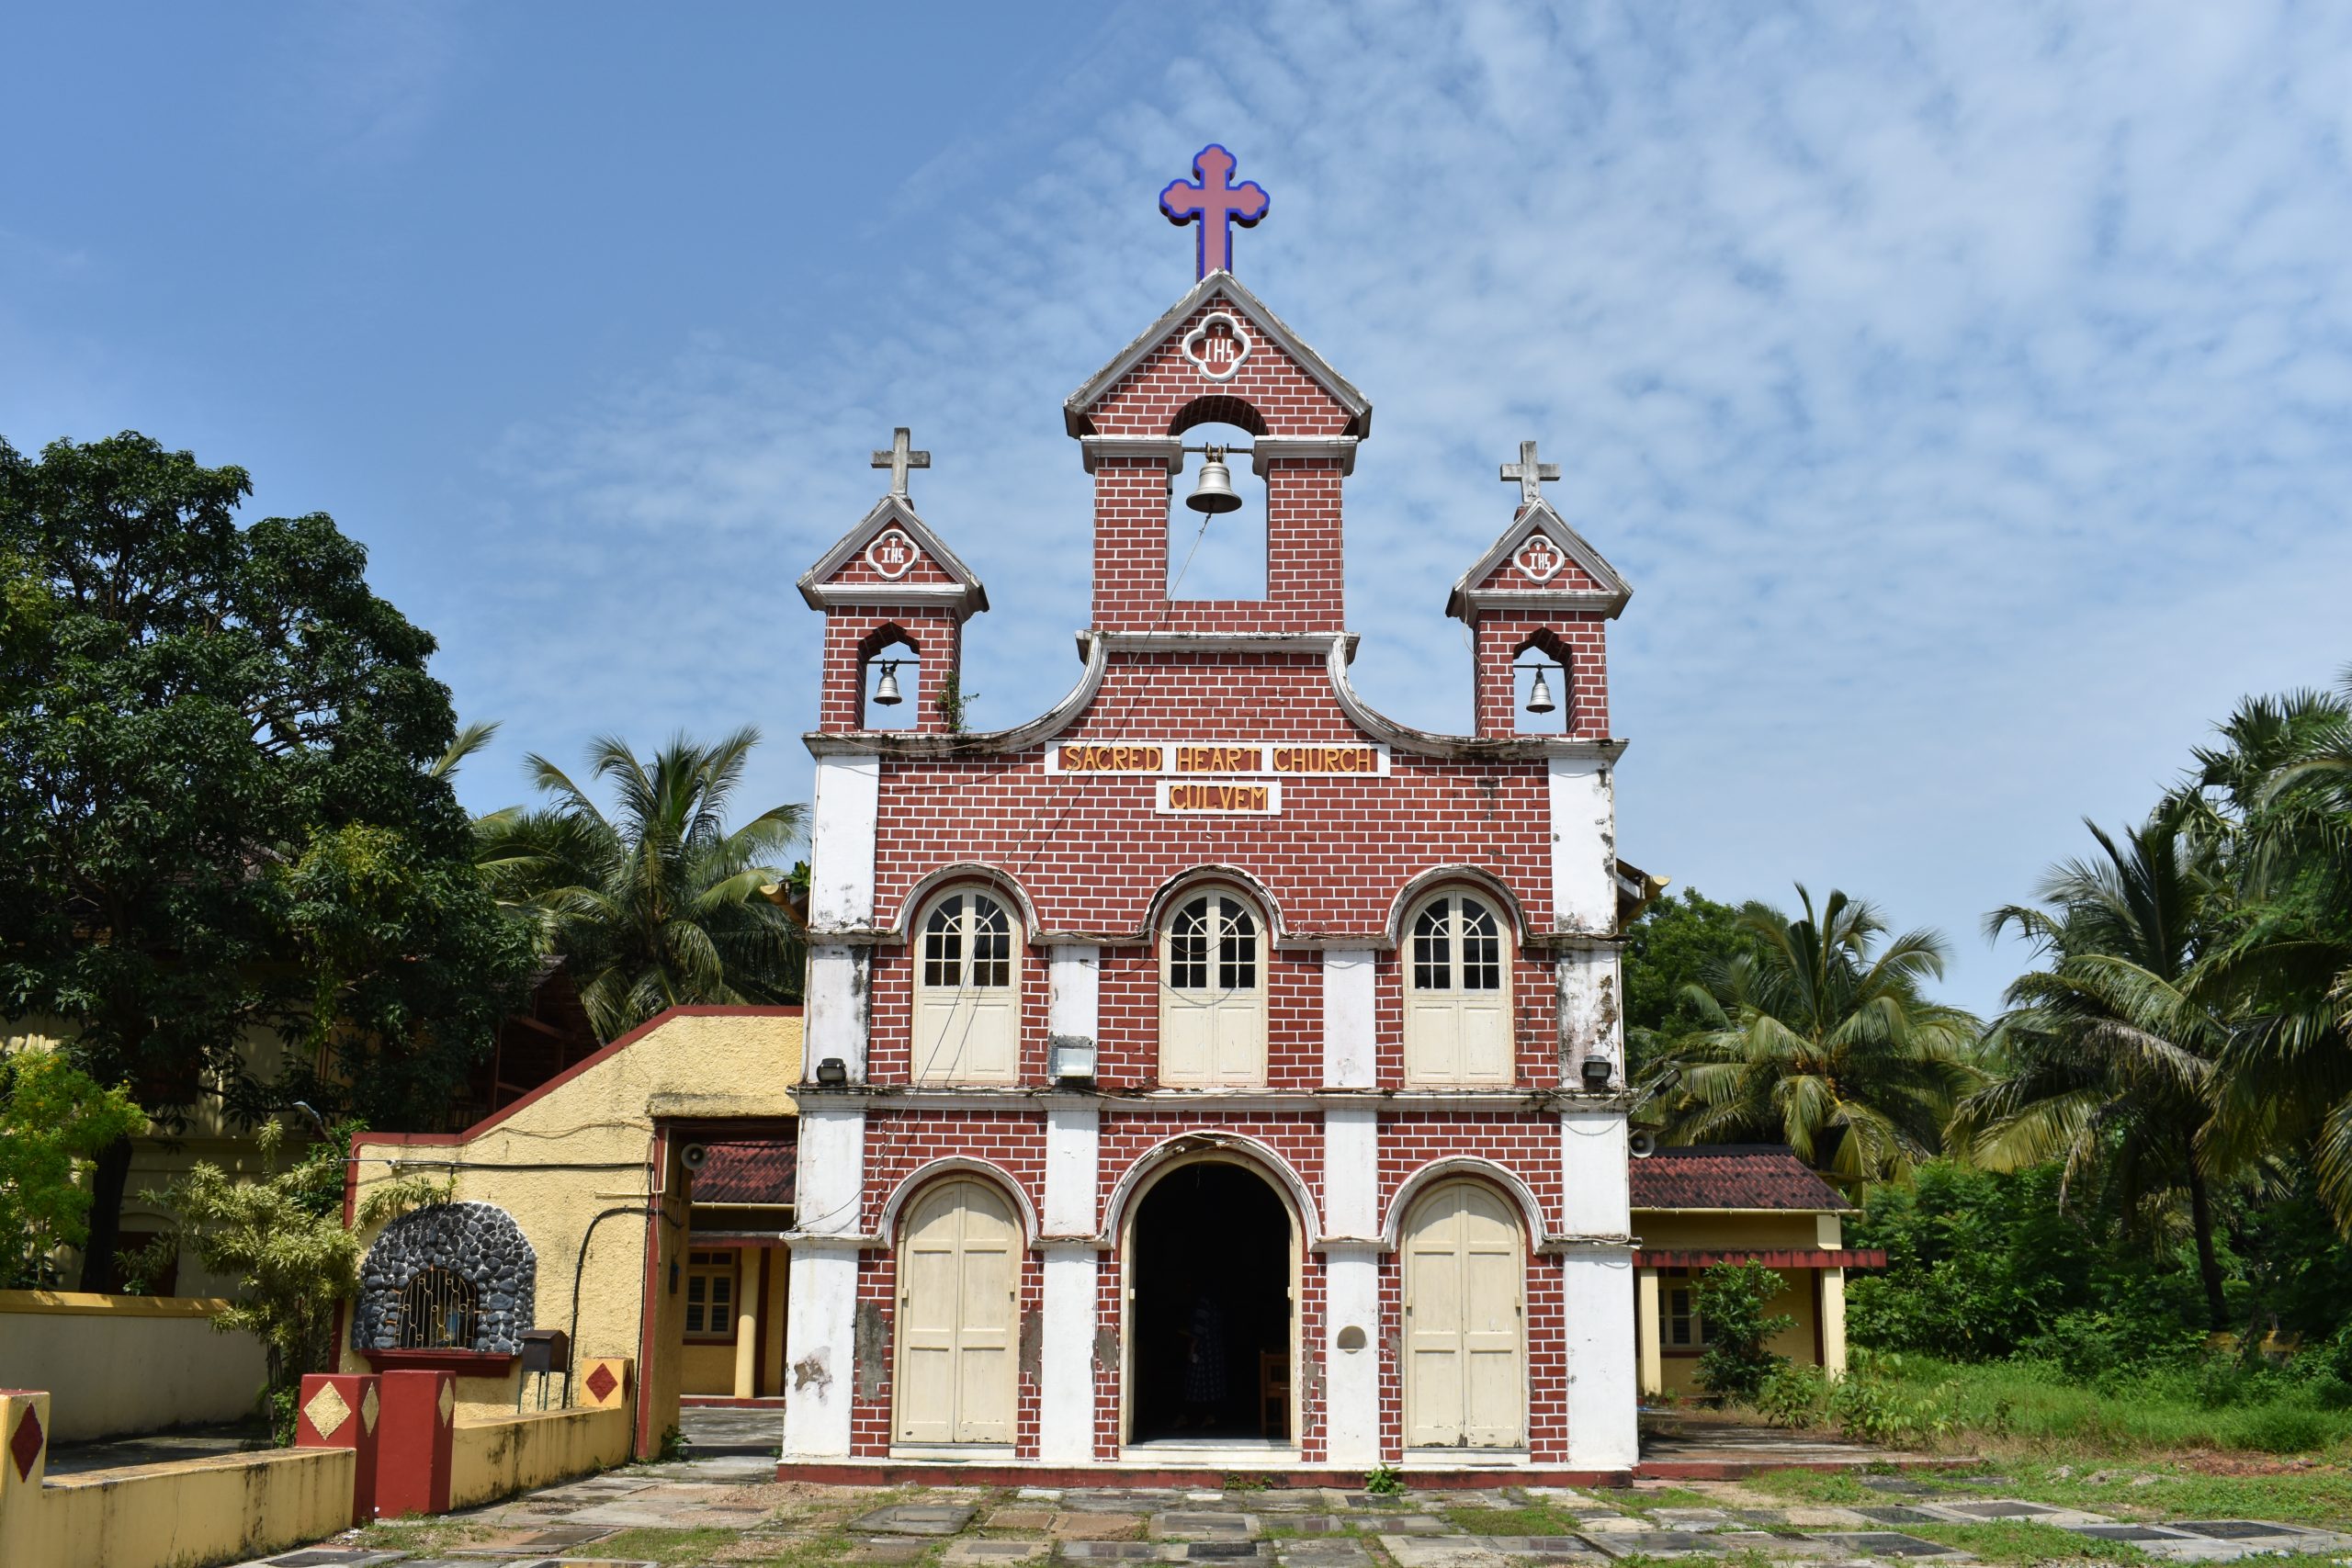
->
680, 1142, 710, 1171
1628, 1130, 1656, 1158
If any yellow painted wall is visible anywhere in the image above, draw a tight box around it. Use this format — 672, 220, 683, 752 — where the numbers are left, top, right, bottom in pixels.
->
344, 1010, 802, 1450
1633, 1207, 1848, 1397
448, 1404, 633, 1508
0, 1390, 355, 1568
681, 1340, 739, 1395
0, 1292, 268, 1441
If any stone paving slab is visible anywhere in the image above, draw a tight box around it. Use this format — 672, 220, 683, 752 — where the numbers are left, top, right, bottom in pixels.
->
1378, 1538, 1517, 1568
1470, 1535, 1608, 1560
1152, 1512, 1263, 1540
1587, 1529, 1782, 1558
854, 1503, 984, 1536
1273, 1543, 1375, 1568
1917, 1496, 2110, 1527
943, 1541, 1053, 1563
1058, 1545, 1165, 1562
1806, 1531, 1970, 1559
1051, 1511, 1146, 1540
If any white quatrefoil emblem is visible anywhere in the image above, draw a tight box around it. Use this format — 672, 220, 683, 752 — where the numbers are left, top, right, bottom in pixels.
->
1182, 311, 1252, 382
1514, 532, 1566, 583
865, 527, 919, 581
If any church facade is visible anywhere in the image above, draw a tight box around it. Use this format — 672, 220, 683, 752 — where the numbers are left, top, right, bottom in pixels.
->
779, 151, 1647, 1476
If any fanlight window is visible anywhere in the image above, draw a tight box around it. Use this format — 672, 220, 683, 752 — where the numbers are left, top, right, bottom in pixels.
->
1159, 891, 1267, 1087
1404, 893, 1513, 1085
393, 1266, 480, 1350
913, 889, 1019, 1085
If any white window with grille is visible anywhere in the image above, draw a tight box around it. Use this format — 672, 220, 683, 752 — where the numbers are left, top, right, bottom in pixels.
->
1159, 890, 1267, 1087
913, 889, 1019, 1085
1404, 892, 1513, 1085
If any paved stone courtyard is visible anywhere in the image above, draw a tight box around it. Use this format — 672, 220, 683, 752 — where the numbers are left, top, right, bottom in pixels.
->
238, 1441, 2352, 1568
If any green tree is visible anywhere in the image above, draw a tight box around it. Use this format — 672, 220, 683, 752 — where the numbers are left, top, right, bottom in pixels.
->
1693, 1259, 1795, 1400
2180, 679, 2352, 1230
1956, 814, 2235, 1326
0, 1050, 148, 1287
147, 1119, 440, 1441
474, 729, 807, 1040
1622, 886, 1760, 1075
0, 433, 534, 1288
1636, 886, 1982, 1188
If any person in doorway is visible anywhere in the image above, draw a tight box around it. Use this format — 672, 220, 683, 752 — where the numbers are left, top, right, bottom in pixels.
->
1175, 1289, 1228, 1431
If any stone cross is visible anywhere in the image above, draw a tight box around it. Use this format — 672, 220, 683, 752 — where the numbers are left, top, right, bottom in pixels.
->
1500, 439, 1561, 507
1159, 144, 1270, 278
871, 427, 931, 501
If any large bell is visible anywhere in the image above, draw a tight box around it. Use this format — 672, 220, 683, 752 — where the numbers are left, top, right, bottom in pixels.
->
1184, 446, 1242, 514
873, 662, 904, 706
1524, 666, 1556, 715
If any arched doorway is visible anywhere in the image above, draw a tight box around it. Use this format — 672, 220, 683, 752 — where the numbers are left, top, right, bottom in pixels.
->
1125, 1158, 1296, 1446
894, 1178, 1018, 1446
1402, 1179, 1525, 1450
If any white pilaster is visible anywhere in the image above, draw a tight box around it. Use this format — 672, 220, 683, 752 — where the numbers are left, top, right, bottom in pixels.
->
1821, 1269, 1848, 1377
1557, 946, 1624, 1084
1322, 1089, 1382, 1466
1048, 945, 1101, 1059
1559, 1106, 1636, 1468
809, 752, 881, 930
1321, 947, 1376, 1089
804, 945, 871, 1081
1545, 755, 1615, 935
1040, 1102, 1102, 1461
781, 1103, 869, 1461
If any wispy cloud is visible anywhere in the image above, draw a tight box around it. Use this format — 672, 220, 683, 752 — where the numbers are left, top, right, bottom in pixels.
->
451, 0, 2352, 1011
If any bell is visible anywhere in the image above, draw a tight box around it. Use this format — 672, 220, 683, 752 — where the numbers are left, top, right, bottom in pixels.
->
1184, 447, 1242, 514
1525, 667, 1556, 714
873, 663, 904, 706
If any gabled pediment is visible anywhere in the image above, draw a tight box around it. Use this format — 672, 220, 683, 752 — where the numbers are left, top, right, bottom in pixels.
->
1444, 499, 1631, 622
1063, 270, 1372, 437
797, 495, 989, 615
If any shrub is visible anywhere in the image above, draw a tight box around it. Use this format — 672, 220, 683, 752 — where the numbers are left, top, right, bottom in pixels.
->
1694, 1260, 1794, 1401
1751, 1362, 1828, 1427
2229, 1403, 2335, 1455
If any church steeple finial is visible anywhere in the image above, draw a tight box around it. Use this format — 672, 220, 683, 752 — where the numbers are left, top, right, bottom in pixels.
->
870, 426, 930, 502
1159, 145, 1269, 278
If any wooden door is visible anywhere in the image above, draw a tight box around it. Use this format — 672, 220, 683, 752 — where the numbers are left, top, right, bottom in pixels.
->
1403, 1181, 1524, 1449
913, 892, 1019, 1084
895, 1179, 1018, 1444
1406, 896, 1511, 1085
1160, 893, 1267, 1086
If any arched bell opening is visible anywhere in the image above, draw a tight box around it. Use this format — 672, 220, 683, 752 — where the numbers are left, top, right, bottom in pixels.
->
1510, 629, 1574, 735
857, 625, 922, 731
1166, 400, 1267, 603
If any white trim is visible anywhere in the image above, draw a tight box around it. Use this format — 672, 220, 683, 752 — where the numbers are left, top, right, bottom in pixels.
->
888, 1443, 1017, 1461
1443, 498, 1631, 624
1181, 310, 1252, 382
889, 863, 1039, 939
1037, 1245, 1100, 1462
1320, 949, 1376, 1090
873, 1156, 1041, 1247
809, 753, 881, 931
1062, 272, 1372, 437
1560, 1244, 1640, 1469
1099, 1132, 1323, 1248
1140, 866, 1290, 947
1322, 1244, 1381, 1467
798, 582, 977, 608
1381, 1156, 1554, 1250
1250, 435, 1358, 477
1547, 756, 1617, 937
1080, 435, 1186, 475
798, 493, 988, 614
1156, 778, 1281, 816
820, 1087, 1575, 1112
1457, 588, 1627, 615
1385, 866, 1533, 948
778, 1235, 860, 1460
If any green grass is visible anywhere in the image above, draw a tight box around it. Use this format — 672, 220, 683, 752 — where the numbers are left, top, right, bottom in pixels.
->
1900, 1520, 2146, 1563
575, 1526, 747, 1562
1622, 1484, 1723, 1511
1441, 1504, 1581, 1535
1730, 1468, 1879, 1505
1866, 1351, 2352, 1457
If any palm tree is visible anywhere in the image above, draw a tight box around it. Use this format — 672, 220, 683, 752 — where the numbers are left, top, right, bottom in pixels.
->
1636, 886, 1982, 1190
2181, 677, 2352, 1229
475, 729, 808, 1040
1954, 814, 2234, 1326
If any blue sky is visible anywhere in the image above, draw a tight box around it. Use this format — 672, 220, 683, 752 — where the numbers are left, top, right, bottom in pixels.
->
8, 3, 2352, 1017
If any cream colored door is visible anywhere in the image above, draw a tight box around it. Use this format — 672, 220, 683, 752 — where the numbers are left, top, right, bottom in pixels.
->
913, 892, 1019, 1085
1405, 896, 1511, 1085
894, 1179, 1018, 1444
1160, 893, 1267, 1086
1403, 1181, 1524, 1449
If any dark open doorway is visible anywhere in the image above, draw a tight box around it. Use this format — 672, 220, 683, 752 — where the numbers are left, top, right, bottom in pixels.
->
1130, 1160, 1293, 1443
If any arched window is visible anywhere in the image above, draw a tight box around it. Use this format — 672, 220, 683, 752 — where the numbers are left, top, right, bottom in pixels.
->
394, 1266, 480, 1350
913, 889, 1019, 1085
1404, 892, 1513, 1085
1159, 890, 1267, 1087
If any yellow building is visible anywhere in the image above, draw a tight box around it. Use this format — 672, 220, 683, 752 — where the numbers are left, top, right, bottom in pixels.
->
341, 1006, 801, 1456
1628, 1145, 1883, 1398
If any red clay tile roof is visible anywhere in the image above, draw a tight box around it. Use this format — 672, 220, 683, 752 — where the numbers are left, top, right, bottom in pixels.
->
1628, 1145, 1850, 1212
690, 1140, 797, 1206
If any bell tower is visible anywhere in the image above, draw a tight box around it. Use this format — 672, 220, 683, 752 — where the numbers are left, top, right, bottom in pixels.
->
797, 429, 988, 735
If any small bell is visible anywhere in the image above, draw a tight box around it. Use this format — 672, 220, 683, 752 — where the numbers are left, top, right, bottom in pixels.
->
1184, 446, 1242, 514
1525, 666, 1556, 715
873, 662, 904, 706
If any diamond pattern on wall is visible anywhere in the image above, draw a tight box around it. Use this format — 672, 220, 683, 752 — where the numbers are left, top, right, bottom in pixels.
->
9, 1404, 42, 1481
436, 1381, 455, 1427
583, 1360, 619, 1404
360, 1382, 379, 1434
302, 1382, 352, 1440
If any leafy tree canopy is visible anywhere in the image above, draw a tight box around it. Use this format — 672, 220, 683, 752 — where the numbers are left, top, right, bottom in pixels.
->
0, 432, 534, 1287
0, 1049, 146, 1287
1622, 886, 1760, 1072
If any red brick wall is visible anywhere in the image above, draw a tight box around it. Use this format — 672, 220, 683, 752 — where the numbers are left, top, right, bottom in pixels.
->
819, 607, 966, 734
1471, 610, 1611, 739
